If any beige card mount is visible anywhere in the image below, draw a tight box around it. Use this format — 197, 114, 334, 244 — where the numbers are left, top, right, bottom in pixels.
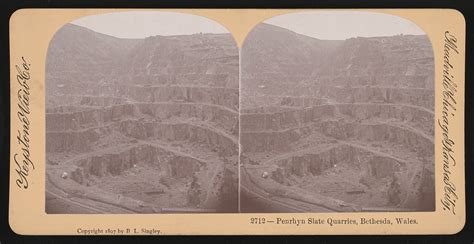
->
9, 9, 465, 235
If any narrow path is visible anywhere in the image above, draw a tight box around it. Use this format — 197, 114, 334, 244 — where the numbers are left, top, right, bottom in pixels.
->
241, 102, 434, 116
241, 117, 433, 145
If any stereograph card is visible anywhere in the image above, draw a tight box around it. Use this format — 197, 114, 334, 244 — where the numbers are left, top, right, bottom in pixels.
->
9, 9, 465, 235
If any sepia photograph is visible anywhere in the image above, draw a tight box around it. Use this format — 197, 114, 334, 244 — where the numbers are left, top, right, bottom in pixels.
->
6, 7, 467, 235
45, 11, 240, 214
240, 12, 435, 213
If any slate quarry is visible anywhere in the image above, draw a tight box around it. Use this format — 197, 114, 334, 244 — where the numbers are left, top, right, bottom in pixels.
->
45, 22, 435, 213
45, 24, 239, 213
240, 23, 435, 212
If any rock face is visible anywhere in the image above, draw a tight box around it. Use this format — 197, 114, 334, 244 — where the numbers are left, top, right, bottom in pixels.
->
240, 23, 434, 212
46, 24, 239, 213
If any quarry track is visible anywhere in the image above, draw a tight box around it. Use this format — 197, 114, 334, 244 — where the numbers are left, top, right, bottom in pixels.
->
47, 101, 238, 117
245, 86, 433, 110
50, 85, 239, 110
244, 140, 413, 170
241, 116, 432, 141
240, 167, 334, 212
47, 118, 237, 143
46, 173, 141, 214
48, 138, 226, 171
241, 102, 434, 115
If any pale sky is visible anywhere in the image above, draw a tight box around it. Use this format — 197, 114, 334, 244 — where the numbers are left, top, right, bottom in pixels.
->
71, 11, 229, 38
71, 11, 425, 40
264, 11, 426, 40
